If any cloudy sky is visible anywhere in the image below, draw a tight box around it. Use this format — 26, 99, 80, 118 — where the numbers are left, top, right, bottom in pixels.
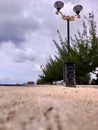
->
0, 0, 98, 84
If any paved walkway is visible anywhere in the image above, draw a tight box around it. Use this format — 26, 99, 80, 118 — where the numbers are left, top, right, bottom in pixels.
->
0, 85, 98, 130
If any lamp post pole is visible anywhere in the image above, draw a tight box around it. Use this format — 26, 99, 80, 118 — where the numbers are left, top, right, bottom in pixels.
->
67, 19, 70, 62
54, 1, 83, 87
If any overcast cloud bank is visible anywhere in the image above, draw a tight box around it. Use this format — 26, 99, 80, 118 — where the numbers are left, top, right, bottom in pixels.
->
0, 0, 98, 84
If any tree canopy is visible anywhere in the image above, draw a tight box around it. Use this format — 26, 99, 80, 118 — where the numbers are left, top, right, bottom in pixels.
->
37, 13, 98, 85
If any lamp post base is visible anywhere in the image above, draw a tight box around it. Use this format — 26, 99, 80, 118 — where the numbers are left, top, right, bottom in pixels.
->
63, 62, 76, 87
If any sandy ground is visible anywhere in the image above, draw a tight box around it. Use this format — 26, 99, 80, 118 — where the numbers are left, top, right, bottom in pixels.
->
0, 85, 98, 130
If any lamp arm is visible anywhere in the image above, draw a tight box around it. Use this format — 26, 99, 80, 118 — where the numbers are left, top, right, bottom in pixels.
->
55, 11, 81, 21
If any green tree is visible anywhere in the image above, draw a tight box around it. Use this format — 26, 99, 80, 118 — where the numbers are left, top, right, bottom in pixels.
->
71, 13, 98, 83
37, 13, 98, 84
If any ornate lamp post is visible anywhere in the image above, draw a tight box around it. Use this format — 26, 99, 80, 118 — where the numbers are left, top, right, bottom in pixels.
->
54, 1, 83, 87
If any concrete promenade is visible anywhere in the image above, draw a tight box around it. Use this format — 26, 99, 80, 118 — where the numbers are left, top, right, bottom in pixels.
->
0, 85, 98, 130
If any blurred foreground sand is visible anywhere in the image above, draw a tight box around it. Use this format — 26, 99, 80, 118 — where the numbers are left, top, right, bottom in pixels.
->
0, 85, 98, 130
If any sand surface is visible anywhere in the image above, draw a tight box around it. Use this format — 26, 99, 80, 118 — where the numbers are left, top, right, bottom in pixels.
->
0, 85, 98, 130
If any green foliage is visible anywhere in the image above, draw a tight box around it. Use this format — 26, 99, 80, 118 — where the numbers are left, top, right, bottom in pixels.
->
37, 13, 98, 84
43, 57, 63, 83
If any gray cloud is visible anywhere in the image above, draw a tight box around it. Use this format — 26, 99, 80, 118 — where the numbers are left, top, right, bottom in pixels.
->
14, 48, 36, 63
0, 16, 39, 43
0, 0, 58, 45
0, 41, 36, 63
0, 0, 41, 44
